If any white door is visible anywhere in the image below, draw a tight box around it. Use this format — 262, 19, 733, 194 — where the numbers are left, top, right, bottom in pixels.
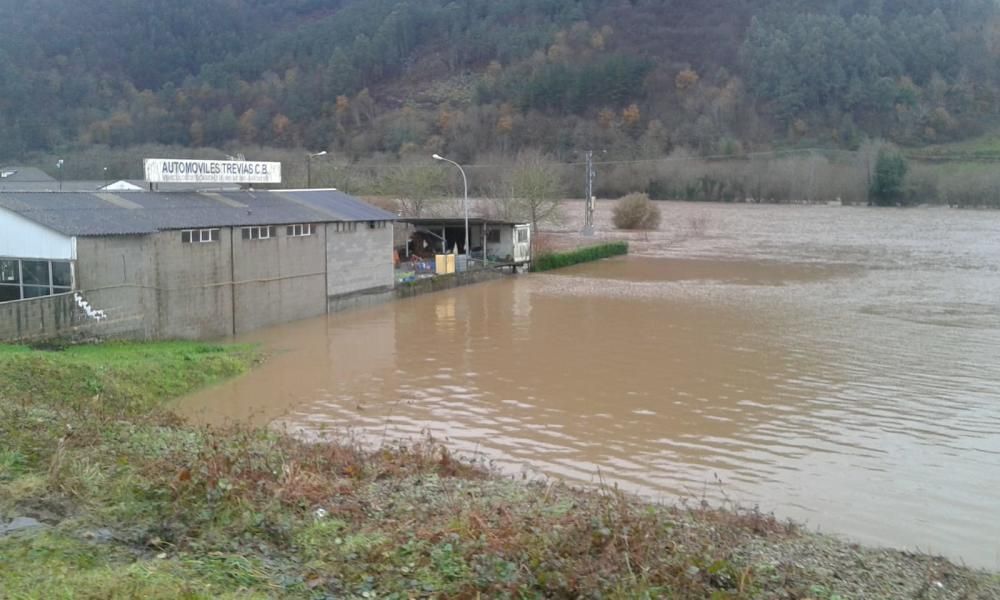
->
513, 225, 531, 263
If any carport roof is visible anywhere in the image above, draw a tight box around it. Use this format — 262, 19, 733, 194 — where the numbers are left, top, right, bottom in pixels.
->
400, 217, 526, 227
0, 189, 395, 236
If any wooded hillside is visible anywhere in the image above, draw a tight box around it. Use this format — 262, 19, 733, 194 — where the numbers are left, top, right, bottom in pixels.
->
1, 0, 998, 161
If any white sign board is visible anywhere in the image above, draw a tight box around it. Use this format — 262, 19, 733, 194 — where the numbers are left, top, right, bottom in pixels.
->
143, 158, 281, 184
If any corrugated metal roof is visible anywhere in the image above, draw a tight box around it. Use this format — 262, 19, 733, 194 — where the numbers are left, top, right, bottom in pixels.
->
274, 190, 396, 222
115, 180, 242, 192
0, 190, 395, 236
0, 172, 244, 193
400, 217, 527, 227
0, 166, 56, 183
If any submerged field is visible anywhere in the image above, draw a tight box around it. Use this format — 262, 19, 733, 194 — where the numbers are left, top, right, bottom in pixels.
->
1, 342, 998, 598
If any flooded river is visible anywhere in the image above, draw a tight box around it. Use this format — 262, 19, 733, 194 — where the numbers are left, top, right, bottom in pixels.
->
176, 203, 1000, 568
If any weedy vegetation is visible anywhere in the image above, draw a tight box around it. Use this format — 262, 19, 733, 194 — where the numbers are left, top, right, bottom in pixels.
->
1, 341, 996, 598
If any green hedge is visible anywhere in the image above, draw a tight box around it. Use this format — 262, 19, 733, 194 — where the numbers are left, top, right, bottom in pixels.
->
531, 242, 629, 272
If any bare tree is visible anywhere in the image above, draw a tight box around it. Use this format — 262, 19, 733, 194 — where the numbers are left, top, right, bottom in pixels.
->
507, 149, 565, 250
379, 163, 448, 217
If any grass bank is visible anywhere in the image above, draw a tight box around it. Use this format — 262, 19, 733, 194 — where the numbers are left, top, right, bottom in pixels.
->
2, 342, 998, 598
532, 241, 629, 272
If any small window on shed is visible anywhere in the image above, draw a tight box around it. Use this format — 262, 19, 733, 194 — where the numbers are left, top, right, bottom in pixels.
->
0, 285, 18, 302
487, 229, 501, 244
21, 261, 50, 286
22, 285, 50, 299
286, 223, 314, 237
182, 228, 220, 243
0, 259, 18, 283
51, 262, 72, 288
0, 258, 74, 303
242, 226, 274, 240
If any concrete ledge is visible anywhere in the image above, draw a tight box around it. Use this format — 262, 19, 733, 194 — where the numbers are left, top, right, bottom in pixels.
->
0, 293, 147, 343
327, 286, 396, 314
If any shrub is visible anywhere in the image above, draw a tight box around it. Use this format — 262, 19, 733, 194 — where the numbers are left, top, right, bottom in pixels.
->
532, 242, 628, 272
613, 193, 662, 230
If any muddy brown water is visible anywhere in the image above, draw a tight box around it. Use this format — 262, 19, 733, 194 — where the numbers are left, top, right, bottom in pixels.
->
176, 203, 1000, 568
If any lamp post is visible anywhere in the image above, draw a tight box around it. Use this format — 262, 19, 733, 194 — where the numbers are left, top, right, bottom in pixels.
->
432, 154, 468, 260
306, 151, 327, 188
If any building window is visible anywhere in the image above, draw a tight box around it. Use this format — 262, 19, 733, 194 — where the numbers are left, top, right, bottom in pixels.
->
0, 258, 73, 303
286, 223, 316, 237
241, 226, 276, 240
182, 229, 220, 243
366, 221, 388, 230
334, 222, 357, 233
486, 229, 501, 243
515, 229, 529, 243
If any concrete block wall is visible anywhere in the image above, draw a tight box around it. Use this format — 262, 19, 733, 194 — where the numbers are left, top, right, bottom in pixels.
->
326, 223, 394, 301
75, 235, 159, 339
0, 294, 84, 341
232, 226, 326, 335
153, 230, 234, 339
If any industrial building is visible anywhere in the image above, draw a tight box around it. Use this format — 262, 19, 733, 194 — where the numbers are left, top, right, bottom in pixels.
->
0, 189, 395, 341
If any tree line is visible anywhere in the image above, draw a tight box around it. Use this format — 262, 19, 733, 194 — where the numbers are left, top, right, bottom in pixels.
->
1, 0, 999, 163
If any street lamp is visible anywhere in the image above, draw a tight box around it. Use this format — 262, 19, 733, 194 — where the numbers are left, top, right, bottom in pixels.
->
306, 151, 327, 188
432, 154, 468, 261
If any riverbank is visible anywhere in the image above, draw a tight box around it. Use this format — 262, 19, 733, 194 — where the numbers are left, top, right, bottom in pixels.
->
1, 342, 997, 598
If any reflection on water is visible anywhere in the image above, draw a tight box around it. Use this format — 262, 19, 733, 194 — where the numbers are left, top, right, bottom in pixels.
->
176, 203, 1000, 568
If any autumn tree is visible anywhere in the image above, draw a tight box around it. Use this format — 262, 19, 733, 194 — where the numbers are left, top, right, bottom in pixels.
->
238, 109, 258, 144
271, 114, 295, 146
622, 103, 642, 134
598, 108, 616, 129
334, 95, 351, 130
676, 68, 700, 91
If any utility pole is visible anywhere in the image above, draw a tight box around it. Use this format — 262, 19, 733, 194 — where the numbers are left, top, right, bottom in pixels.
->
582, 150, 595, 236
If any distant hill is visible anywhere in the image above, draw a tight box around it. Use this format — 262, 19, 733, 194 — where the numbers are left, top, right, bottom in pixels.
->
1, 0, 999, 162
